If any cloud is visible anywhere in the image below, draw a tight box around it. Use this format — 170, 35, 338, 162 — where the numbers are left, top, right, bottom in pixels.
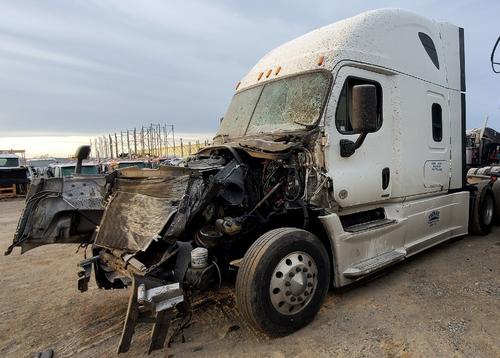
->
0, 0, 498, 139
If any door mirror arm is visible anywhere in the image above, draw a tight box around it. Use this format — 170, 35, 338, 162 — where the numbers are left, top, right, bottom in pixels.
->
340, 133, 367, 157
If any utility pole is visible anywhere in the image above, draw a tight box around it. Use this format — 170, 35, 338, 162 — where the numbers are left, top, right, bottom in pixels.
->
127, 130, 131, 159
172, 125, 176, 158
120, 131, 124, 156
115, 133, 119, 158
133, 128, 137, 157
109, 134, 114, 158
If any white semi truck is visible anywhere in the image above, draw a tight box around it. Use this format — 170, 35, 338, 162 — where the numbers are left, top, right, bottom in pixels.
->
7, 9, 500, 353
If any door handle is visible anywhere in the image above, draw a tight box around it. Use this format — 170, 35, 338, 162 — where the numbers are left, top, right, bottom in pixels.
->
382, 167, 390, 190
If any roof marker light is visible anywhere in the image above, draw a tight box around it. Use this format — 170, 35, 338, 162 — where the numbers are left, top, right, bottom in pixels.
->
235, 81, 241, 90
317, 55, 324, 66
275, 66, 281, 75
266, 69, 272, 78
257, 72, 264, 80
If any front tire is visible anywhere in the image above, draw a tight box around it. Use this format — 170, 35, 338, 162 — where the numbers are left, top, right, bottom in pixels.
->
236, 228, 330, 336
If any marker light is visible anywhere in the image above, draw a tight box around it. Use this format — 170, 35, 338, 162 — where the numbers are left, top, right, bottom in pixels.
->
235, 81, 241, 90
266, 69, 272, 78
257, 72, 264, 80
275, 66, 281, 75
317, 55, 324, 66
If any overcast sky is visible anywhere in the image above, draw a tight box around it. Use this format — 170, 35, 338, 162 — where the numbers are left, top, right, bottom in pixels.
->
0, 0, 498, 140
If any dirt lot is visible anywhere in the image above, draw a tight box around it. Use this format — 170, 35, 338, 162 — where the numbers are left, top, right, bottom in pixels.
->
0, 198, 499, 358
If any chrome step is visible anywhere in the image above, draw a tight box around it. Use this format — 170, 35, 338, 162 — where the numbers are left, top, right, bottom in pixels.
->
343, 248, 406, 278
343, 218, 396, 233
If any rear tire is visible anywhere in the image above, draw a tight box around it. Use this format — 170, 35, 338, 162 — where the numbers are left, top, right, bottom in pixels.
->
469, 181, 495, 235
492, 180, 500, 224
236, 228, 330, 336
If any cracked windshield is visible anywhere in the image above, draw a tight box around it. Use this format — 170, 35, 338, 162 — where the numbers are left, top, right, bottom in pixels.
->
218, 71, 330, 138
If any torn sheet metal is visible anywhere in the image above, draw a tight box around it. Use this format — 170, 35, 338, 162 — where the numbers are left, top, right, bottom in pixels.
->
94, 175, 191, 252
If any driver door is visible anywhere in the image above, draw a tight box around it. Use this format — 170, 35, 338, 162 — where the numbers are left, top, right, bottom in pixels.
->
325, 66, 394, 208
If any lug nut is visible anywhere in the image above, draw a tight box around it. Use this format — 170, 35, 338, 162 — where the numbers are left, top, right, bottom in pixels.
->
289, 272, 295, 278
291, 297, 296, 302
307, 282, 313, 287
304, 291, 309, 296
296, 267, 301, 273
285, 281, 291, 287
285, 291, 291, 296
307, 273, 312, 278
303, 268, 308, 273
297, 297, 303, 302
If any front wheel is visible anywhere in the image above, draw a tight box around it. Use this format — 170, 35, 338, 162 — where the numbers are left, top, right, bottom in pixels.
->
236, 228, 330, 336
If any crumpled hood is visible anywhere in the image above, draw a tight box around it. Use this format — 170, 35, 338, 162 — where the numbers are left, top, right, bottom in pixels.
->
94, 166, 193, 252
94, 160, 247, 254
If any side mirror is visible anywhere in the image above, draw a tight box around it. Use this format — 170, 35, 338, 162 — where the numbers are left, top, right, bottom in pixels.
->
491, 36, 500, 74
351, 84, 378, 133
340, 84, 378, 158
75, 145, 91, 174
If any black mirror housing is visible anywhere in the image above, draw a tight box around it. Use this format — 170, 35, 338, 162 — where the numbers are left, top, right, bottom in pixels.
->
351, 84, 378, 133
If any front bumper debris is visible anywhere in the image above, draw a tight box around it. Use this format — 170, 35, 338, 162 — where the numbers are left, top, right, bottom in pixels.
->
118, 274, 184, 354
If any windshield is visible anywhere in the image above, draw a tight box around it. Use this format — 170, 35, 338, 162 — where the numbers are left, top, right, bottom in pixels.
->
0, 158, 20, 167
218, 71, 331, 138
61, 165, 98, 177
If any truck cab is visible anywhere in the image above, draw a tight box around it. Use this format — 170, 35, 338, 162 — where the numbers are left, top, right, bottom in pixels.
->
7, 9, 498, 353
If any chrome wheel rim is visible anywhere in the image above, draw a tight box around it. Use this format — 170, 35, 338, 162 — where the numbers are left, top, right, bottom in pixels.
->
483, 194, 494, 225
269, 251, 318, 315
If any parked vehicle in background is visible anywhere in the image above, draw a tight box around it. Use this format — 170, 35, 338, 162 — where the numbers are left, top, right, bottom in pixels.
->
0, 152, 29, 196
466, 126, 500, 168
47, 162, 99, 177
27, 158, 57, 178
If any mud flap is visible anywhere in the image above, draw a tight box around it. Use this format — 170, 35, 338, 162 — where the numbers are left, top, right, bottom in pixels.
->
117, 274, 183, 354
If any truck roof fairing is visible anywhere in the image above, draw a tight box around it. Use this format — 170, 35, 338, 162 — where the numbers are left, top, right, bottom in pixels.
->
237, 9, 462, 93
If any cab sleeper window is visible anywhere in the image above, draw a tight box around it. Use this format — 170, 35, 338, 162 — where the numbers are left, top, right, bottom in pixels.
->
335, 77, 383, 134
431, 103, 442, 142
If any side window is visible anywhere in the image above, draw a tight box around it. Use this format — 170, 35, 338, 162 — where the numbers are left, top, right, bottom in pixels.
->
335, 77, 383, 134
418, 32, 440, 69
431, 103, 442, 142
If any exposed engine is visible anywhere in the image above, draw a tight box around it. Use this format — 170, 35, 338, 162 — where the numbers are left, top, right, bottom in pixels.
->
90, 140, 329, 296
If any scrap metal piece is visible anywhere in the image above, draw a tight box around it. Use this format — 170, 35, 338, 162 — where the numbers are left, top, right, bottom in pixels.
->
95, 175, 191, 252
35, 349, 54, 358
148, 309, 173, 354
117, 274, 184, 354
77, 255, 99, 292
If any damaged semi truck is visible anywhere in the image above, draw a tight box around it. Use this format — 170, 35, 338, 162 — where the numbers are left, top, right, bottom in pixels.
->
5, 9, 499, 353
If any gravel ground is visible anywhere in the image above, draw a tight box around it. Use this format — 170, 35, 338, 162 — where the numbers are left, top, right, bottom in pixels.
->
0, 198, 499, 357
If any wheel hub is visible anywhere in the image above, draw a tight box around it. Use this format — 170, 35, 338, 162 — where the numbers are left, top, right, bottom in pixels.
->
270, 251, 318, 315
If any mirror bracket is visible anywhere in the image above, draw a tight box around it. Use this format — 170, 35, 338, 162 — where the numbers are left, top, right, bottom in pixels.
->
340, 132, 367, 158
